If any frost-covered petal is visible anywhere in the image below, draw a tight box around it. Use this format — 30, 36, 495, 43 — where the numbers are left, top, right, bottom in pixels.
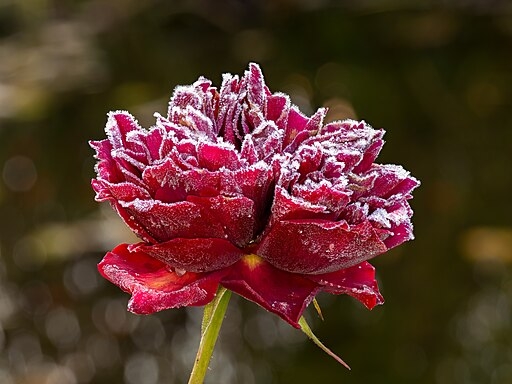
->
269, 186, 333, 224
92, 179, 151, 203
221, 255, 320, 328
132, 237, 244, 272
187, 195, 256, 247
307, 261, 384, 309
119, 199, 226, 242
105, 111, 141, 150
98, 243, 224, 314
143, 160, 220, 203
197, 142, 242, 171
257, 219, 388, 274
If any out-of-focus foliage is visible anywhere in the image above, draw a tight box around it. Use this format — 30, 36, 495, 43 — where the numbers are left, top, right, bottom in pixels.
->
1, 1, 512, 383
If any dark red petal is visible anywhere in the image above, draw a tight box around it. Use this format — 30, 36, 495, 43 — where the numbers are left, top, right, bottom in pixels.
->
221, 255, 320, 328
221, 165, 274, 206
266, 92, 290, 127
109, 201, 157, 243
143, 160, 220, 202
168, 83, 209, 115
284, 107, 309, 148
250, 121, 283, 160
352, 137, 385, 174
240, 136, 259, 164
304, 107, 326, 132
106, 111, 141, 150
98, 243, 224, 314
187, 195, 256, 247
120, 200, 226, 242
90, 139, 122, 182
257, 219, 388, 274
247, 63, 266, 109
366, 164, 413, 199
307, 262, 384, 310
269, 187, 334, 225
384, 220, 414, 249
197, 142, 241, 171
220, 166, 274, 234
386, 176, 420, 198
91, 179, 151, 203
293, 184, 351, 217
133, 237, 244, 273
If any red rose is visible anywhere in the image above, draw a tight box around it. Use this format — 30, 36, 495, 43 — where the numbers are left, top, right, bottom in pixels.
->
91, 64, 419, 328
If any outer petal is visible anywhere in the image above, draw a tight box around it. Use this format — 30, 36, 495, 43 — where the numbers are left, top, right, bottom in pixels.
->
257, 219, 388, 274
133, 237, 245, 273
221, 255, 320, 328
307, 261, 384, 309
98, 243, 224, 314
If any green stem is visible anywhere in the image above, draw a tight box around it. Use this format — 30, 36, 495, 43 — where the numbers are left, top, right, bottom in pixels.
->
188, 287, 231, 384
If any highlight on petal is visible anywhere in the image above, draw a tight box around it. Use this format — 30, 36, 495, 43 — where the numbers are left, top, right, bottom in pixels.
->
98, 243, 224, 314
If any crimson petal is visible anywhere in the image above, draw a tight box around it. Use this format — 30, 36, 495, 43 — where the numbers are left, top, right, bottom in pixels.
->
133, 237, 244, 273
119, 199, 226, 242
307, 261, 384, 310
221, 255, 320, 328
98, 243, 224, 314
187, 195, 256, 247
257, 219, 388, 274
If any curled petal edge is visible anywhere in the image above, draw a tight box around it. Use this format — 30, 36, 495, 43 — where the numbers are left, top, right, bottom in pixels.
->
98, 243, 225, 314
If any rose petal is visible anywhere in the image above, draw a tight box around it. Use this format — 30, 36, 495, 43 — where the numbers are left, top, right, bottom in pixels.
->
120, 199, 226, 242
269, 187, 333, 225
284, 107, 309, 148
247, 63, 267, 109
266, 92, 290, 127
257, 219, 388, 274
384, 220, 414, 249
366, 164, 413, 199
187, 195, 256, 247
133, 237, 244, 273
98, 243, 224, 314
108, 201, 158, 243
307, 261, 384, 309
221, 255, 320, 328
92, 179, 151, 203
143, 159, 220, 202
197, 142, 241, 171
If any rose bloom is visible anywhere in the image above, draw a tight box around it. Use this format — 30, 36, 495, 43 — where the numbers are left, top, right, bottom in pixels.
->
91, 63, 419, 328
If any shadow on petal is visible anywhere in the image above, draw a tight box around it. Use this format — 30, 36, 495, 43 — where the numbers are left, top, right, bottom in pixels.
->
221, 254, 321, 328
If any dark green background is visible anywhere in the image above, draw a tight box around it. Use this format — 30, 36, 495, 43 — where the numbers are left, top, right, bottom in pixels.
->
1, 1, 511, 383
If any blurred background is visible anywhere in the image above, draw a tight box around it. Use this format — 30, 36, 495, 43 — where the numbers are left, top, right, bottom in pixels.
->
1, 0, 512, 383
